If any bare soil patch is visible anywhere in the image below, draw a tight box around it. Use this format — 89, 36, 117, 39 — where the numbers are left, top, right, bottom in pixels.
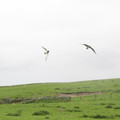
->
58, 92, 104, 98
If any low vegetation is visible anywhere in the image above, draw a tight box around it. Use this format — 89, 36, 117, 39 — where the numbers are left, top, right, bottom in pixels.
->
7, 110, 22, 116
32, 110, 49, 116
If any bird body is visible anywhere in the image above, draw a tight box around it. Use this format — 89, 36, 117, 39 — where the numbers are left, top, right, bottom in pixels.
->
44, 51, 49, 54
82, 44, 96, 54
42, 46, 49, 61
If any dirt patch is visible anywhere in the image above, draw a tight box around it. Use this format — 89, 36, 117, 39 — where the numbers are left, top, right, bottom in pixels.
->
58, 92, 104, 98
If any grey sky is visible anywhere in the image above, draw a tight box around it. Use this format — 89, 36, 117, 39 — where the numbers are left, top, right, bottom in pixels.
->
0, 0, 120, 86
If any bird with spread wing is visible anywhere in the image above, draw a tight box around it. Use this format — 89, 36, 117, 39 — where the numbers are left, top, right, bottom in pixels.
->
42, 46, 49, 61
82, 44, 96, 54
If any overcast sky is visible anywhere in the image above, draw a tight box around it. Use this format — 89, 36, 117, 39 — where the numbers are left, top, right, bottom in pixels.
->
0, 0, 120, 86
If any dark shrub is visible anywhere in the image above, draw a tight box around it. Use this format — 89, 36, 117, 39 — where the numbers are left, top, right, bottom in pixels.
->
108, 103, 115, 105
115, 114, 120, 117
114, 107, 120, 109
66, 109, 82, 112
74, 106, 80, 109
32, 110, 49, 116
56, 105, 61, 108
105, 105, 112, 108
45, 117, 49, 119
7, 112, 21, 116
91, 114, 107, 118
100, 103, 105, 105
55, 88, 60, 90
83, 114, 88, 118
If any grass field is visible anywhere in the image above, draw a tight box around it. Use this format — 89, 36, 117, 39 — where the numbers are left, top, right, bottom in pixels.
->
0, 78, 120, 120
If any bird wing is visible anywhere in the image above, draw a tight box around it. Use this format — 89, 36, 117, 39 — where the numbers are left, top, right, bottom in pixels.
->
89, 46, 96, 54
82, 44, 87, 46
42, 46, 48, 52
82, 44, 89, 49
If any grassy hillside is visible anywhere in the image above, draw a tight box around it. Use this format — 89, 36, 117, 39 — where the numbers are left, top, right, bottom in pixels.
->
0, 78, 120, 120
0, 78, 120, 99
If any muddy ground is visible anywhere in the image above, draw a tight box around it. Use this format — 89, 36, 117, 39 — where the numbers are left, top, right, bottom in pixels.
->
58, 92, 104, 97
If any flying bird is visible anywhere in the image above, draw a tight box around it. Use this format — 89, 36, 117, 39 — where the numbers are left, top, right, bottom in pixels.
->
42, 46, 49, 61
82, 44, 96, 54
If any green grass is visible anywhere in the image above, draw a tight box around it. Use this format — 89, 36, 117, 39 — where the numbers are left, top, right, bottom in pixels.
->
0, 78, 120, 120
